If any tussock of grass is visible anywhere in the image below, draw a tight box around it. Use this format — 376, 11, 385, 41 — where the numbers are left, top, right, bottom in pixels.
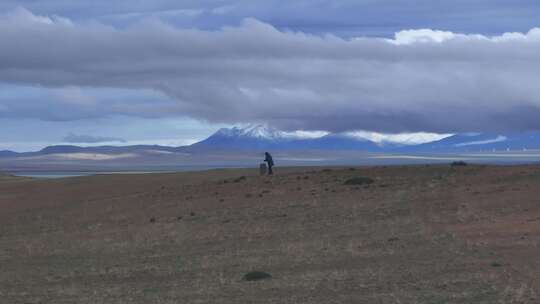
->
344, 177, 374, 186
243, 271, 272, 281
233, 176, 247, 183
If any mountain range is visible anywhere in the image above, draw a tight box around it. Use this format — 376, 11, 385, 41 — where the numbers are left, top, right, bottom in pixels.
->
189, 126, 385, 152
2, 125, 540, 158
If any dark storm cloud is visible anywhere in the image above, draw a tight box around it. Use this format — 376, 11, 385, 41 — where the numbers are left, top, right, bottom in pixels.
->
2, 8, 540, 133
63, 133, 126, 143
0, 85, 177, 121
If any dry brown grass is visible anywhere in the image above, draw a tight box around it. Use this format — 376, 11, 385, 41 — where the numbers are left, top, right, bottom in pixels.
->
0, 165, 539, 303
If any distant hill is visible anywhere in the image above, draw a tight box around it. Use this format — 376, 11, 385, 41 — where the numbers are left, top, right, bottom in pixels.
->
0, 150, 20, 157
3, 127, 540, 158
399, 132, 540, 152
39, 145, 180, 155
0, 144, 186, 159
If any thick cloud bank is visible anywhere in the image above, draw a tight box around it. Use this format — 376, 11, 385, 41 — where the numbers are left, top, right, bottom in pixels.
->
2, 8, 540, 133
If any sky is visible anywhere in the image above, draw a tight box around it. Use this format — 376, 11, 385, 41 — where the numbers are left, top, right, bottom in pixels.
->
1, 1, 540, 151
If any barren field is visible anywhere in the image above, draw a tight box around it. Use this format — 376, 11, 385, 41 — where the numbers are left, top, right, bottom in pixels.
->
1, 165, 539, 303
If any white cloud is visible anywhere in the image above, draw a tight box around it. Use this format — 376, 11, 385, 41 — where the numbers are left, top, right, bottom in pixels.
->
281, 130, 330, 139
345, 131, 452, 145
454, 135, 507, 147
389, 29, 457, 45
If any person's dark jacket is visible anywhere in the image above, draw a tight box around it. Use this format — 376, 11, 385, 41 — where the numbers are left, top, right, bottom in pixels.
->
264, 153, 274, 167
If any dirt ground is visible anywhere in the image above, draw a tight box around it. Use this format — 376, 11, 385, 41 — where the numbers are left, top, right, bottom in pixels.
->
0, 165, 539, 303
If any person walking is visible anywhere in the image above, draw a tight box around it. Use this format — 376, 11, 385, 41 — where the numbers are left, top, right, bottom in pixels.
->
264, 152, 274, 175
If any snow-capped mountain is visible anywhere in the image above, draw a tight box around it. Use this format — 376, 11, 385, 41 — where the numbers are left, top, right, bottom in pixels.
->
189, 125, 289, 150
213, 125, 287, 140
189, 125, 384, 151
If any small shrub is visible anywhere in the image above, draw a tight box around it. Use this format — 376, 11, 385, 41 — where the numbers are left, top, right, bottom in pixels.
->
490, 262, 502, 267
243, 271, 272, 281
233, 176, 247, 183
143, 287, 159, 294
344, 177, 374, 186
451, 161, 468, 167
